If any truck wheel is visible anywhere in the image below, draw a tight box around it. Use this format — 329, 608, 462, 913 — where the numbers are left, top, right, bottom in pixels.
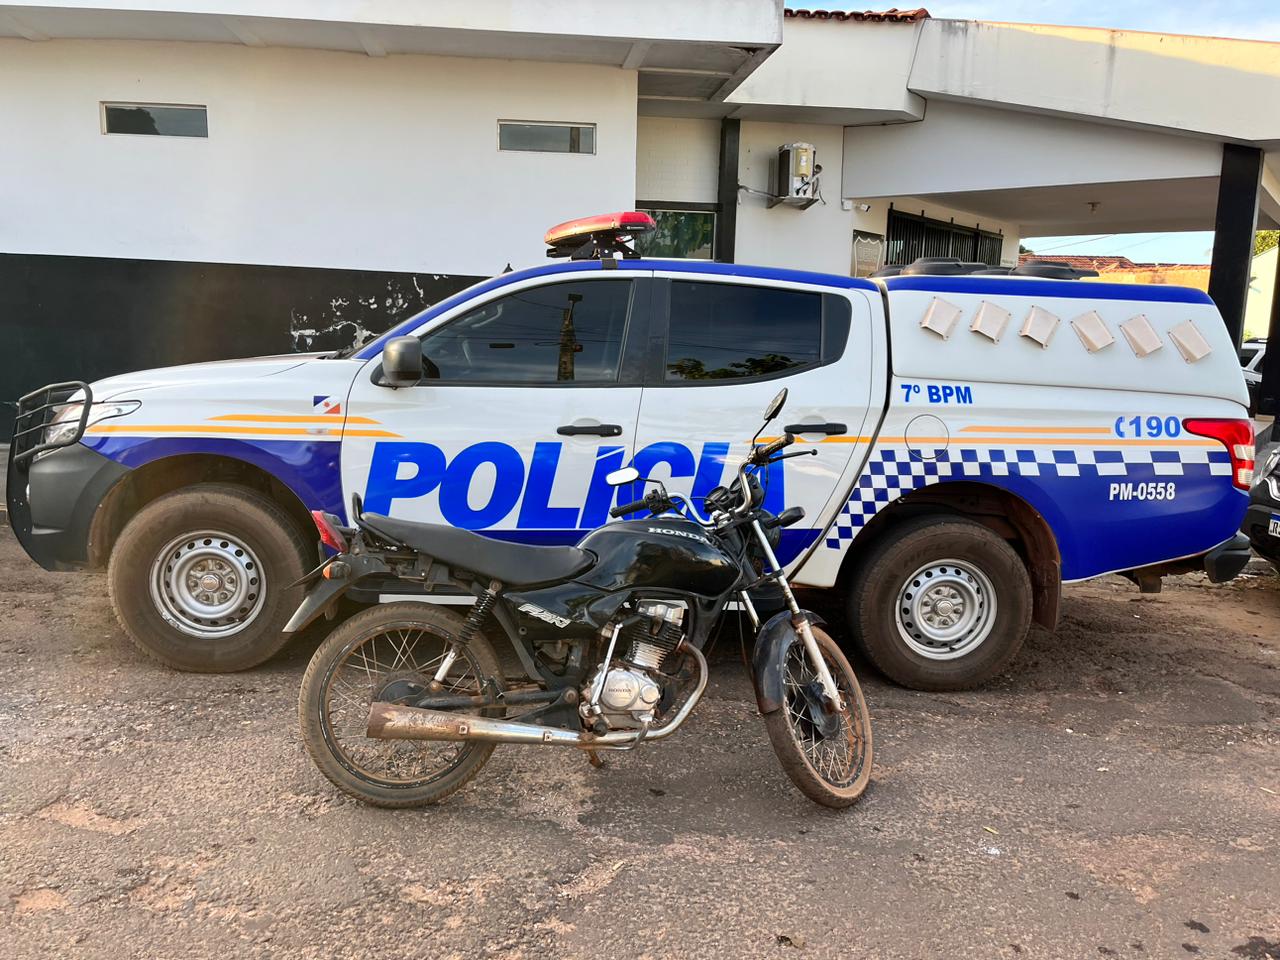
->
108, 484, 310, 672
848, 516, 1031, 691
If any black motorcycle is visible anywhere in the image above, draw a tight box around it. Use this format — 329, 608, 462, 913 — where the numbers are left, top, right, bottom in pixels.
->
288, 389, 872, 808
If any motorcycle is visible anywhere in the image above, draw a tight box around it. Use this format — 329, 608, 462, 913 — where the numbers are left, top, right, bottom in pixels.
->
288, 389, 872, 808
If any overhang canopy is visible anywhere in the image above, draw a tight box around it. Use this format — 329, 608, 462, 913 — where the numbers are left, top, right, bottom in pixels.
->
0, 0, 781, 101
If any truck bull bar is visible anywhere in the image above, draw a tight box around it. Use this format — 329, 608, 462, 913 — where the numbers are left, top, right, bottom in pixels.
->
10, 381, 92, 464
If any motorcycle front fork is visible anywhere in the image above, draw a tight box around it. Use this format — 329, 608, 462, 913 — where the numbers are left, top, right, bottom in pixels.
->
745, 519, 846, 712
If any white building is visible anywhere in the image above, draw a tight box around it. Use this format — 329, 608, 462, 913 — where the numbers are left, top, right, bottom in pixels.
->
2, 2, 1279, 422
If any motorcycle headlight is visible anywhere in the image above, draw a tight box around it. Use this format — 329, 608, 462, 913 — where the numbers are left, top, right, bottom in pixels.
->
38, 400, 141, 456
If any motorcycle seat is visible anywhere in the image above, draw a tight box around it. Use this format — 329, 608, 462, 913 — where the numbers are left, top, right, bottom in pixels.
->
358, 513, 593, 587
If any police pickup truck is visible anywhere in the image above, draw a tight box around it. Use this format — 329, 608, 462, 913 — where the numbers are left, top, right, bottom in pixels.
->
7, 212, 1256, 690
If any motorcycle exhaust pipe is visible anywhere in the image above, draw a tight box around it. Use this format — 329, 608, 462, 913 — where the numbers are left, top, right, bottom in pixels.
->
366, 645, 707, 749
367, 702, 599, 746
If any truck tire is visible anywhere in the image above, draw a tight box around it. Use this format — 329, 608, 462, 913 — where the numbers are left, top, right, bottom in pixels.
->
848, 516, 1031, 691
107, 484, 311, 672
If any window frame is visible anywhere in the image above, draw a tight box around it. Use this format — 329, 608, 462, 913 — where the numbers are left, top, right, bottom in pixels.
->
370, 275, 652, 389
497, 119, 597, 155
635, 202, 719, 261
100, 101, 209, 138
644, 275, 852, 389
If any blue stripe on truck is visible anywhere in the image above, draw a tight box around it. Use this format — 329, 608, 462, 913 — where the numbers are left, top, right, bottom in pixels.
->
882, 275, 1215, 304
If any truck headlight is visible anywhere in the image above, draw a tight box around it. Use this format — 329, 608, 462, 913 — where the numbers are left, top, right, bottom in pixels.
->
39, 400, 141, 456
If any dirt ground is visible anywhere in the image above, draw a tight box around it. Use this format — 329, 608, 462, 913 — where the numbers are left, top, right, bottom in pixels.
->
1, 526, 1278, 960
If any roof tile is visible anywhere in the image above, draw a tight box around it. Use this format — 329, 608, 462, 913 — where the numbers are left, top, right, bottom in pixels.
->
784, 8, 931, 23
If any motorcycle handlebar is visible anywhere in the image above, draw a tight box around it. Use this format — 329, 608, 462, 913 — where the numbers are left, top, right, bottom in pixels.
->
610, 498, 651, 519
751, 432, 794, 464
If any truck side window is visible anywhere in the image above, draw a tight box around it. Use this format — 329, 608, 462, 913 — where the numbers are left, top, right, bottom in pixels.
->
421, 280, 632, 384
665, 281, 823, 382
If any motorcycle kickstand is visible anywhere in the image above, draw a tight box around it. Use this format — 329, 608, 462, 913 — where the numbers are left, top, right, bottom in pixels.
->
586, 749, 607, 768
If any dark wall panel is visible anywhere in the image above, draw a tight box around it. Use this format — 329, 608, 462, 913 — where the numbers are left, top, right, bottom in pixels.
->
0, 253, 480, 436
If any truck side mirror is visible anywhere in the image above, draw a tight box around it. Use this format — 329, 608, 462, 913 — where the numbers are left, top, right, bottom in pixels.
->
380, 337, 424, 388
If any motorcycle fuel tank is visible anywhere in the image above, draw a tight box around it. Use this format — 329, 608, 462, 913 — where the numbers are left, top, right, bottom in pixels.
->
575, 517, 740, 597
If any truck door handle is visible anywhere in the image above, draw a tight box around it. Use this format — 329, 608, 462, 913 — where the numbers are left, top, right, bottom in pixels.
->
784, 422, 847, 436
557, 423, 623, 437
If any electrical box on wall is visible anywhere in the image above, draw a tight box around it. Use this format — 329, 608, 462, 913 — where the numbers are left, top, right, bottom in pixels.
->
770, 142, 820, 210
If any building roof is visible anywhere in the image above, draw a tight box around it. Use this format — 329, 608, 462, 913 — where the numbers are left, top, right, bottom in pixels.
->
1018, 254, 1209, 272
784, 8, 930, 22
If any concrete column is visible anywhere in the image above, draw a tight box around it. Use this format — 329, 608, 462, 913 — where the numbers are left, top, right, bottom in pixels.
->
715, 118, 740, 263
1207, 144, 1263, 347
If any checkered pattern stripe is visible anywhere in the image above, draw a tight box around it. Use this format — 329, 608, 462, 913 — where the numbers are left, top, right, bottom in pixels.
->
823, 445, 1232, 549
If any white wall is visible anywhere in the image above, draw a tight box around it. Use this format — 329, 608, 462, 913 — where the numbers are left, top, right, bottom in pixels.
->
635, 116, 719, 205
0, 38, 638, 275
842, 100, 1222, 200
732, 120, 1020, 274
734, 120, 856, 275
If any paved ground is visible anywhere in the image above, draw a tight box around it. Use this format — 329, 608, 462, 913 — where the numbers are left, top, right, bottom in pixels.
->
2, 528, 1279, 959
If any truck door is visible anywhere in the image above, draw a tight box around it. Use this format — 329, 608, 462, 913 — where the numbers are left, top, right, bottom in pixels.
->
340, 274, 649, 543
632, 274, 877, 567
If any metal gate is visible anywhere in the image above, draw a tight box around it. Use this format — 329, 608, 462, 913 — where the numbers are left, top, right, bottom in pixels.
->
886, 209, 1004, 267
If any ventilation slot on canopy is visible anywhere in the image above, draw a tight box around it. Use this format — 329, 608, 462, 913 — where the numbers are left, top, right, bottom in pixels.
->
970, 301, 1010, 343
1071, 311, 1115, 353
919, 297, 963, 340
1019, 306, 1060, 348
1168, 320, 1213, 363
1120, 315, 1162, 357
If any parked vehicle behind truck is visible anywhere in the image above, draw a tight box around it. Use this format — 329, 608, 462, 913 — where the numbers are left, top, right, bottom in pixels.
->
6, 212, 1256, 690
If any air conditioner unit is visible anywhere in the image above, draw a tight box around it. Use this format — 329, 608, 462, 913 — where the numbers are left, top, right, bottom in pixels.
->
770, 142, 820, 210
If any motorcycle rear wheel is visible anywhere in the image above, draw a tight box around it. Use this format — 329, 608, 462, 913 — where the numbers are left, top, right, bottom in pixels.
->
298, 602, 503, 808
762, 626, 873, 808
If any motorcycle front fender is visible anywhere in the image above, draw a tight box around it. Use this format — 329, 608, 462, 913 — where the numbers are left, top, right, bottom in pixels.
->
283, 553, 391, 633
751, 609, 826, 715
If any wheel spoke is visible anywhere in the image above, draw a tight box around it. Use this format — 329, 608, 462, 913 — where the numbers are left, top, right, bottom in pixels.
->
320, 625, 489, 786
776, 640, 866, 790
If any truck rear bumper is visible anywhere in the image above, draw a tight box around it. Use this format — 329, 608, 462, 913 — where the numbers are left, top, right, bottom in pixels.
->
1201, 533, 1253, 583
6, 442, 130, 571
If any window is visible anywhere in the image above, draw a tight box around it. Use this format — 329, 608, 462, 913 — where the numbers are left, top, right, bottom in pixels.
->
498, 121, 595, 154
421, 280, 631, 384
635, 209, 716, 260
103, 103, 208, 138
886, 209, 1004, 267
665, 282, 824, 382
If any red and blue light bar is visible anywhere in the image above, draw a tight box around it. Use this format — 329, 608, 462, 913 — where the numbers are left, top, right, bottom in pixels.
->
544, 211, 656, 260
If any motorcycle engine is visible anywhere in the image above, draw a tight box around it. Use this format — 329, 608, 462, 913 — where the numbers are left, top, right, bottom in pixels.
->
582, 601, 686, 731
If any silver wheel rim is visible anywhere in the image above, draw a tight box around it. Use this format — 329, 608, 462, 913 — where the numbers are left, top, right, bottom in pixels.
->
894, 558, 996, 660
149, 530, 266, 639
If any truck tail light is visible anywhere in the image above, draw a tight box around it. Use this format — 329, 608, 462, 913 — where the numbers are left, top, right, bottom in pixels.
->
1182, 418, 1255, 490
310, 510, 349, 553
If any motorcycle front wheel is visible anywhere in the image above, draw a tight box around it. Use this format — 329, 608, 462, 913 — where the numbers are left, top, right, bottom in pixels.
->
762, 625, 873, 808
298, 602, 503, 808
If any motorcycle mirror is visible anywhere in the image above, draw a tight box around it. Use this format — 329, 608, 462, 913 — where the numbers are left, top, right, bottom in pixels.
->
605, 466, 640, 487
763, 388, 788, 422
